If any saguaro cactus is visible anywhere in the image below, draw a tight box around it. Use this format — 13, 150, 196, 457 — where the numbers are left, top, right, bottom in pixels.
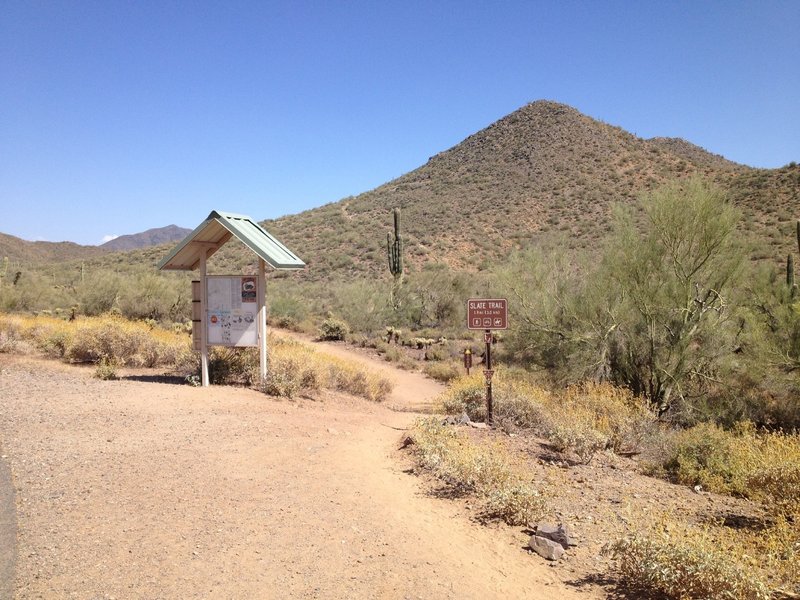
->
387, 208, 404, 309
387, 208, 403, 278
788, 220, 800, 298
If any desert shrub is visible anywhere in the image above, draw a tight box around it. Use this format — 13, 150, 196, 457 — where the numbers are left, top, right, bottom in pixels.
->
77, 272, 124, 316
94, 357, 119, 380
422, 361, 461, 383
491, 378, 552, 430
209, 347, 259, 386
117, 272, 176, 321
483, 482, 546, 526
654, 422, 800, 513
551, 382, 655, 454
65, 314, 192, 368
747, 462, 800, 516
546, 422, 609, 464
324, 358, 392, 402
319, 317, 349, 341
326, 279, 389, 334
261, 358, 302, 397
439, 373, 487, 420
604, 525, 770, 600
29, 318, 74, 358
656, 422, 758, 495
268, 292, 310, 326
409, 418, 546, 525
424, 345, 449, 361
0, 329, 18, 353
439, 373, 654, 461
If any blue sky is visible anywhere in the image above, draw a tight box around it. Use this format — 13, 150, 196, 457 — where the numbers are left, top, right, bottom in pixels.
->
2, 1, 798, 245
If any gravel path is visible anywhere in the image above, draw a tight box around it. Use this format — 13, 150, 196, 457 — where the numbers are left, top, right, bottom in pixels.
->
0, 350, 594, 599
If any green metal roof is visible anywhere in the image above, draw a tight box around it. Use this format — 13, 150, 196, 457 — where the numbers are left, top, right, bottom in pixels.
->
157, 210, 305, 271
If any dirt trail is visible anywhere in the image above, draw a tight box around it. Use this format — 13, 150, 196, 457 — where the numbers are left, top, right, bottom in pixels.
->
0, 343, 598, 599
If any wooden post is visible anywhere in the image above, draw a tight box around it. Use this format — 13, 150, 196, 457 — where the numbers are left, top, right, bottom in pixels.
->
258, 258, 268, 381
200, 250, 210, 387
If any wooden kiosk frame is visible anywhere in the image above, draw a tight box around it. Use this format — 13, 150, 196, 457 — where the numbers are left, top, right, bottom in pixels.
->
158, 210, 305, 387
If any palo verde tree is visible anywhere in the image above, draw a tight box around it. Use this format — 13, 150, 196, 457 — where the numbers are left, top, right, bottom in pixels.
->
604, 177, 743, 414
499, 178, 744, 417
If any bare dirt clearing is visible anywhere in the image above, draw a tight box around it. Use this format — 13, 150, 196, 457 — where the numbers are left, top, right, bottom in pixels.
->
0, 345, 594, 599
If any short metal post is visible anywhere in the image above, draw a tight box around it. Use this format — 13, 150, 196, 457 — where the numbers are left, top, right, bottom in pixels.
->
484, 330, 493, 425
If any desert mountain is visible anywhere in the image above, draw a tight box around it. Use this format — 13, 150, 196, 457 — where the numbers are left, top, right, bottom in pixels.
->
100, 225, 191, 252
257, 100, 796, 278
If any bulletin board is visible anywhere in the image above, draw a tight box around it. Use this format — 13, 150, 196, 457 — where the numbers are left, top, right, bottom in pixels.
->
206, 276, 259, 346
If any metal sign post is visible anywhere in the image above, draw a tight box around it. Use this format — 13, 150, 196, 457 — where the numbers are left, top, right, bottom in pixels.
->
467, 299, 508, 426
484, 331, 494, 425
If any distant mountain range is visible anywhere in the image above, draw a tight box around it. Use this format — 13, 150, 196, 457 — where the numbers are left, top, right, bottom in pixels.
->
99, 225, 192, 252
2, 101, 798, 276
0, 225, 191, 265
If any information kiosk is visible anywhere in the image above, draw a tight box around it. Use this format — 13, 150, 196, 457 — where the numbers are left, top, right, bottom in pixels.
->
158, 210, 305, 387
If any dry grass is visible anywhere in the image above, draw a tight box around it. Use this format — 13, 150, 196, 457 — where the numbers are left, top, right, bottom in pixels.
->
603, 517, 771, 599
0, 312, 194, 368
0, 313, 393, 403
650, 421, 800, 516
409, 418, 547, 526
604, 509, 800, 599
209, 336, 393, 402
267, 336, 392, 401
439, 373, 655, 462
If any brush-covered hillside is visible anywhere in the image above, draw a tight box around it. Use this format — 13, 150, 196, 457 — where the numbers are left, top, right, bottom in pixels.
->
0, 233, 106, 265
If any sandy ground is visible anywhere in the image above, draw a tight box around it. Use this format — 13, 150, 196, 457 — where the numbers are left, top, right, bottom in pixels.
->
0, 338, 599, 599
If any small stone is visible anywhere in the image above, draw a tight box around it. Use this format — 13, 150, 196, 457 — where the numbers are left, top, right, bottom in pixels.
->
468, 422, 488, 429
535, 523, 576, 549
529, 535, 564, 561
